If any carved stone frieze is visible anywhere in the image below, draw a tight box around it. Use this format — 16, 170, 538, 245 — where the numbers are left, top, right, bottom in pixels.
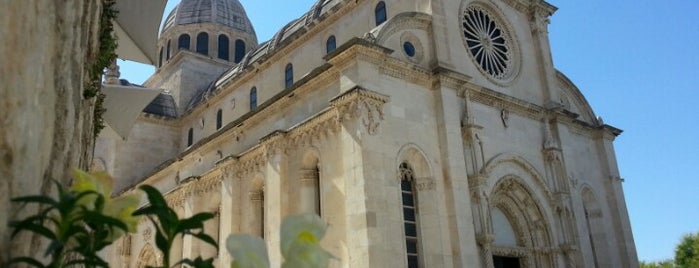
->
286, 111, 341, 149
236, 148, 267, 178
330, 87, 389, 135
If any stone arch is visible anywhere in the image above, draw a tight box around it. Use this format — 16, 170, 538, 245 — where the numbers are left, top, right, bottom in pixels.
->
136, 243, 159, 268
489, 176, 556, 268
482, 153, 552, 201
556, 71, 598, 124
395, 143, 432, 180
374, 12, 432, 45
580, 186, 611, 267
90, 157, 106, 171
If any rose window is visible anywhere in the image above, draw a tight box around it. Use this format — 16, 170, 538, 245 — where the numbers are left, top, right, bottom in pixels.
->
461, 6, 513, 80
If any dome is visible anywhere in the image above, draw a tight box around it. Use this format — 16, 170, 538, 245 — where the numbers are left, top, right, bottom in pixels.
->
161, 0, 256, 35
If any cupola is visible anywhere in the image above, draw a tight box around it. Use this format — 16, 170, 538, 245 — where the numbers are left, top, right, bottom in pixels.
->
156, 0, 258, 68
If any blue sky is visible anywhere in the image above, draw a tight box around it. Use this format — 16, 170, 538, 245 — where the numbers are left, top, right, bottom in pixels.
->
118, 0, 699, 262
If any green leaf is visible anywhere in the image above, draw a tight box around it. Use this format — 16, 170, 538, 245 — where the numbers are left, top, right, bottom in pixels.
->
139, 185, 169, 209
177, 212, 213, 231
154, 226, 170, 257
132, 206, 163, 216
176, 257, 216, 268
11, 195, 59, 206
10, 221, 56, 240
190, 231, 219, 251
82, 210, 128, 231
6, 257, 47, 268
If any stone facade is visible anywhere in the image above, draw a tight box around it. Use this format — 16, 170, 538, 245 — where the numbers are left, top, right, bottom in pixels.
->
98, 0, 638, 267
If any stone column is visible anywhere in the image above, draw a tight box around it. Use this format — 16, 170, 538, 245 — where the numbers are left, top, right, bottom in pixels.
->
265, 149, 286, 267
433, 82, 481, 267
181, 198, 194, 261
119, 235, 132, 268
529, 4, 561, 106
477, 234, 495, 268
219, 166, 238, 266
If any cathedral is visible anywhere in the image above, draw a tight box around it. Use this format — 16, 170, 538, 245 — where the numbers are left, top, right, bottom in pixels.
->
97, 0, 638, 267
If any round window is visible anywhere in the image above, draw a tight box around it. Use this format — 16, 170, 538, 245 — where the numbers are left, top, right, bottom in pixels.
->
460, 4, 517, 81
403, 42, 416, 57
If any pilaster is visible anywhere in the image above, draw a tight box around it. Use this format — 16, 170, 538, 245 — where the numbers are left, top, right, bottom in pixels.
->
261, 132, 288, 267
433, 80, 480, 267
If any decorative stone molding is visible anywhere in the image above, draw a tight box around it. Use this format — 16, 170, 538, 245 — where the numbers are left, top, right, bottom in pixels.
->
236, 147, 267, 178
299, 168, 319, 186
119, 235, 132, 256
529, 2, 557, 34
261, 130, 289, 157
609, 175, 624, 183
249, 190, 264, 201
286, 110, 341, 148
327, 38, 391, 70
142, 228, 152, 241
468, 85, 544, 121
330, 87, 389, 135
379, 56, 432, 88
374, 12, 432, 44
434, 66, 472, 91
492, 246, 529, 258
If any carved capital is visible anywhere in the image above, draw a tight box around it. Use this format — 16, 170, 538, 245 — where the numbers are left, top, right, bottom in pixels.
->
529, 4, 554, 35
331, 87, 389, 135
477, 233, 496, 246
261, 130, 289, 158
236, 149, 267, 178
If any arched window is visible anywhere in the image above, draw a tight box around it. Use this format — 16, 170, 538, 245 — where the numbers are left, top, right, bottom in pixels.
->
399, 162, 419, 268
216, 109, 223, 130
166, 40, 171, 60
249, 177, 265, 238
313, 165, 321, 215
301, 155, 321, 216
326, 35, 336, 54
375, 1, 387, 26
249, 87, 257, 110
234, 39, 246, 63
284, 63, 293, 89
251, 189, 264, 238
187, 128, 194, 147
178, 34, 190, 50
218, 34, 230, 60
165, 40, 170, 60
158, 47, 163, 67
196, 32, 209, 55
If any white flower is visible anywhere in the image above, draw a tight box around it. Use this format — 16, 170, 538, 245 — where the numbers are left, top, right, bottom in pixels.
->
280, 214, 334, 268
226, 234, 270, 268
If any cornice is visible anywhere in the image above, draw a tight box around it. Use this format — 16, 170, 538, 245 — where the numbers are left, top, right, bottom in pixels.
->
379, 57, 432, 89
326, 37, 393, 70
